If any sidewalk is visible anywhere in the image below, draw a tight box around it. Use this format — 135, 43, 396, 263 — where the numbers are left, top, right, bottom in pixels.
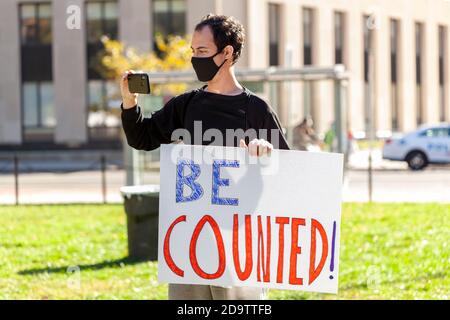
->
1, 148, 449, 204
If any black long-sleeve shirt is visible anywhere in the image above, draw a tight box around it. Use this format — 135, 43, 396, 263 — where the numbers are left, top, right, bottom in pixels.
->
121, 85, 290, 151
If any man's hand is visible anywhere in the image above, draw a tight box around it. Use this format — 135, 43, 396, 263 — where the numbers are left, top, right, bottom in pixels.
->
240, 138, 273, 156
120, 70, 138, 109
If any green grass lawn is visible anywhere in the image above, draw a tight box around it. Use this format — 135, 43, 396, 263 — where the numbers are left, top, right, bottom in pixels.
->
0, 203, 448, 300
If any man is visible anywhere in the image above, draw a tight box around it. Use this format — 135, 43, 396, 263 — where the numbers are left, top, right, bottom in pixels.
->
120, 14, 289, 300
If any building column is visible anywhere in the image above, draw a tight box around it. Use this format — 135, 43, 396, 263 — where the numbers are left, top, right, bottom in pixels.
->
119, 0, 152, 52
222, 0, 248, 67
374, 16, 390, 134
423, 20, 440, 124
398, 17, 416, 132
53, 0, 87, 145
246, 0, 268, 69
346, 10, 365, 134
312, 7, 334, 135
0, 0, 22, 144
282, 1, 302, 128
186, 0, 219, 34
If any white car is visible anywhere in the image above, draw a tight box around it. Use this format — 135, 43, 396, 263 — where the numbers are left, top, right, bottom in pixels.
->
382, 124, 450, 170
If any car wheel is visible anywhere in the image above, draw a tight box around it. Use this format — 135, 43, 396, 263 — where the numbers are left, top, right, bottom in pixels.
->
406, 151, 428, 171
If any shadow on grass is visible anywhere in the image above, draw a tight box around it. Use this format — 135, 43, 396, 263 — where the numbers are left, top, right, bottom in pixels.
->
17, 256, 150, 276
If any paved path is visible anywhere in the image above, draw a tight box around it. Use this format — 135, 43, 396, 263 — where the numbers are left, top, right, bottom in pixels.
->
1, 166, 449, 204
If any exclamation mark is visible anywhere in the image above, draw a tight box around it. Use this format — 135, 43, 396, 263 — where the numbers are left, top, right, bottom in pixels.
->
329, 221, 337, 280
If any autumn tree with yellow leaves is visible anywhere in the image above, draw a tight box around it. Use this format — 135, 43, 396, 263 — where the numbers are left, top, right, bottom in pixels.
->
95, 33, 193, 97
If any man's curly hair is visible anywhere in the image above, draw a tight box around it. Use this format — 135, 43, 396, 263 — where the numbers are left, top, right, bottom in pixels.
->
195, 14, 245, 65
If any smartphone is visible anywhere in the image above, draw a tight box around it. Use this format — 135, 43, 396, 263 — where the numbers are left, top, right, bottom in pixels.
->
127, 73, 151, 94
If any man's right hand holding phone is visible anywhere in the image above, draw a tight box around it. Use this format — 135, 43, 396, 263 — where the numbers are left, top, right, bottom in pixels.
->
120, 70, 139, 109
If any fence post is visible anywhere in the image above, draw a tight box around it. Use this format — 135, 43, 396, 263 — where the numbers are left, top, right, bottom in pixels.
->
14, 155, 19, 205
101, 155, 107, 204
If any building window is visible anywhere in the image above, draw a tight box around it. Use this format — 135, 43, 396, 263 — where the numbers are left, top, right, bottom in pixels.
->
363, 15, 372, 84
153, 0, 187, 54
23, 82, 56, 128
334, 12, 345, 65
267, 4, 282, 126
363, 15, 374, 133
302, 8, 315, 122
439, 26, 447, 122
153, 0, 186, 38
303, 8, 313, 66
19, 3, 54, 141
20, 3, 52, 45
390, 19, 399, 131
86, 1, 118, 78
86, 1, 120, 141
268, 3, 281, 66
86, 1, 118, 42
415, 23, 424, 126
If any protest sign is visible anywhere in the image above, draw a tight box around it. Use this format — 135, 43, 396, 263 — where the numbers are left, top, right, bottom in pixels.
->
158, 144, 343, 293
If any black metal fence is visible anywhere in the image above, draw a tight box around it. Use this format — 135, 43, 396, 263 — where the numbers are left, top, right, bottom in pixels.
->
0, 154, 128, 205
1, 149, 449, 205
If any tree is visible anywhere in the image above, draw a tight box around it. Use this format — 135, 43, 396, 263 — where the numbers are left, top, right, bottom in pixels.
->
96, 33, 192, 96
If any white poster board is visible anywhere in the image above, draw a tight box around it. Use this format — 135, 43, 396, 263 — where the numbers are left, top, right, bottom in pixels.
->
158, 144, 343, 294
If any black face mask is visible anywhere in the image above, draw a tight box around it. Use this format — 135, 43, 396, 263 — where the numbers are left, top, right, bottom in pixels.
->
191, 49, 227, 82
